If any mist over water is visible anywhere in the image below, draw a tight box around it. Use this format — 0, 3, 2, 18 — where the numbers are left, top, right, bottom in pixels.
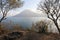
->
9, 17, 48, 28
7, 17, 58, 33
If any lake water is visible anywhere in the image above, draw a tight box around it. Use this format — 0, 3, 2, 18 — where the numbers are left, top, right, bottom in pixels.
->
9, 17, 48, 28
3, 17, 59, 33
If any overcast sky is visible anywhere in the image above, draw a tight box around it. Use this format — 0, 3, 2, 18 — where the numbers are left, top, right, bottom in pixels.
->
8, 0, 41, 16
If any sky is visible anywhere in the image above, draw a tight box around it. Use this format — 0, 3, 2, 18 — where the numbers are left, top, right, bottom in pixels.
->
8, 0, 41, 16
22, 0, 40, 10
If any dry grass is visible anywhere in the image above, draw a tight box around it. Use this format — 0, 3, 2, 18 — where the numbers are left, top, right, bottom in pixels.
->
0, 22, 60, 40
19, 32, 60, 40
0, 31, 60, 40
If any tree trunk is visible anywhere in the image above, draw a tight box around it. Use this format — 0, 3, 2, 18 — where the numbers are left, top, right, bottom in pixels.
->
0, 17, 5, 23
53, 20, 60, 33
0, 17, 5, 27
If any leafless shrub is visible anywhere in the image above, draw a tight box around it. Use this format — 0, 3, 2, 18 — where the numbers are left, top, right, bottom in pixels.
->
32, 21, 48, 33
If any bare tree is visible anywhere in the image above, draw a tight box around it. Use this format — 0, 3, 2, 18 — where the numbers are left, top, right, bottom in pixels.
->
37, 0, 60, 33
0, 0, 24, 23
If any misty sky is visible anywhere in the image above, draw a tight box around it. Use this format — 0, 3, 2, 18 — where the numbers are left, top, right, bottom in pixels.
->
22, 0, 40, 10
9, 0, 41, 16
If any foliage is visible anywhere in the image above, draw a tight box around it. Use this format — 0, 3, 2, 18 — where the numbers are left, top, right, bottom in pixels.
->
13, 24, 23, 31
0, 0, 24, 23
0, 24, 10, 35
26, 27, 32, 32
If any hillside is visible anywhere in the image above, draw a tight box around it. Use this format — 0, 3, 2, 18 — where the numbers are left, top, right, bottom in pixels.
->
13, 9, 46, 17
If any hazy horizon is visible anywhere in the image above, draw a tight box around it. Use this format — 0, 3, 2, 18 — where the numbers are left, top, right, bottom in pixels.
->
3, 0, 41, 17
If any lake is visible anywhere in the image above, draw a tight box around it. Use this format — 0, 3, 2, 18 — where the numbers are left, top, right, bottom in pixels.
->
9, 17, 48, 28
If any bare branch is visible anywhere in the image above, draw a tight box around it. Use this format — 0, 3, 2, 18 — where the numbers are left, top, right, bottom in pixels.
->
47, 14, 53, 20
37, 0, 60, 33
57, 13, 60, 20
0, 0, 24, 23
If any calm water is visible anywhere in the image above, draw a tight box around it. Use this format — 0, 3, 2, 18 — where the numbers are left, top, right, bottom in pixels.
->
9, 17, 48, 28
4, 17, 59, 33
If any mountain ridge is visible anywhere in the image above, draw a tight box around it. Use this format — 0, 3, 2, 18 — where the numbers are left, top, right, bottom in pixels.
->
13, 9, 44, 17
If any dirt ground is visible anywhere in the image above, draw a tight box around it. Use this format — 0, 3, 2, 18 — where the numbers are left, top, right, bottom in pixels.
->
0, 31, 60, 40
